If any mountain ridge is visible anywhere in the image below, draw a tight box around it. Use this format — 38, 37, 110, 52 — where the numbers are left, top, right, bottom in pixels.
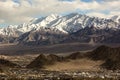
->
0, 13, 119, 36
0, 13, 120, 44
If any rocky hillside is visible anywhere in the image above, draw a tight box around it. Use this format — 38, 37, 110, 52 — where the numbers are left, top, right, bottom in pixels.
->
0, 59, 20, 68
26, 54, 65, 68
27, 45, 120, 70
68, 45, 120, 70
89, 45, 120, 70
16, 28, 68, 45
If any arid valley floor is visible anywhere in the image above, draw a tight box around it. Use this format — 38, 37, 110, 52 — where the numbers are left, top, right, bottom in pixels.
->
0, 43, 120, 80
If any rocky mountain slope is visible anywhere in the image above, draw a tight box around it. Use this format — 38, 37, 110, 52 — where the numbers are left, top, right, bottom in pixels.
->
0, 13, 120, 45
89, 45, 120, 70
16, 28, 68, 45
26, 54, 65, 68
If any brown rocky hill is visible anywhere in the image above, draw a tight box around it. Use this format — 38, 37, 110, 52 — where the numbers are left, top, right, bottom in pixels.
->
0, 59, 20, 68
26, 54, 65, 68
88, 45, 120, 70
0, 68, 3, 72
66, 52, 86, 60
26, 45, 120, 70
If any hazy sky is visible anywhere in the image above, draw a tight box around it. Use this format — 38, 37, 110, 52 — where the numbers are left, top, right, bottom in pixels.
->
0, 0, 120, 27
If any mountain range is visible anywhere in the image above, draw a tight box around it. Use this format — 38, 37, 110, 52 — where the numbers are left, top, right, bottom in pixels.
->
0, 13, 120, 45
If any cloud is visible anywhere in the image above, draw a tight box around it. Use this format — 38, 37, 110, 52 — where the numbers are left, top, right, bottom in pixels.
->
0, 0, 120, 26
87, 12, 110, 18
0, 0, 32, 24
0, 19, 4, 23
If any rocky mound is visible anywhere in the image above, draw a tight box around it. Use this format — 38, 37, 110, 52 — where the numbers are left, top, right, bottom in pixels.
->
47, 54, 65, 62
68, 46, 120, 70
0, 59, 20, 68
26, 54, 65, 68
89, 45, 112, 60
26, 45, 120, 70
66, 52, 86, 60
88, 45, 120, 70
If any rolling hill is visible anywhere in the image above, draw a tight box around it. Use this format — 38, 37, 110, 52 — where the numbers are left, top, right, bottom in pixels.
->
26, 45, 120, 70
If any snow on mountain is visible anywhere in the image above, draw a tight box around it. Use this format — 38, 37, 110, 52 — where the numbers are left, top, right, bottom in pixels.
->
111, 15, 120, 23
0, 25, 21, 37
0, 13, 120, 37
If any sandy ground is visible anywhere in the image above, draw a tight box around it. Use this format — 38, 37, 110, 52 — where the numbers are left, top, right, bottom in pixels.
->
45, 58, 104, 71
0, 54, 104, 71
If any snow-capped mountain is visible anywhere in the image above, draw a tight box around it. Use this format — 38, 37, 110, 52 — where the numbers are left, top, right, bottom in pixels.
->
111, 15, 120, 23
0, 13, 120, 36
0, 13, 120, 44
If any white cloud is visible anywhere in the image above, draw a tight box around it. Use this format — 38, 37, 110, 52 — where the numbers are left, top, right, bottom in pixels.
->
0, 19, 4, 23
110, 11, 120, 16
0, 0, 120, 25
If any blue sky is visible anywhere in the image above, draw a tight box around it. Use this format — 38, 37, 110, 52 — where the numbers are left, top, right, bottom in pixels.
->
0, 0, 120, 27
81, 0, 93, 2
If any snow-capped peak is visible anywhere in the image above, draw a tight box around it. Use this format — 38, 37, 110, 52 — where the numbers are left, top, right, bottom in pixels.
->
0, 13, 120, 37
29, 17, 45, 24
111, 15, 120, 23
44, 14, 61, 22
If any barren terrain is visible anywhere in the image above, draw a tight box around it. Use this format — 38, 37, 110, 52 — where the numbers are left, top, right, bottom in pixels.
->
45, 58, 104, 71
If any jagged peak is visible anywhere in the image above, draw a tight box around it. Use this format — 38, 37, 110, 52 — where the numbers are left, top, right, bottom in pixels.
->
0, 13, 120, 37
46, 13, 61, 19
111, 15, 120, 23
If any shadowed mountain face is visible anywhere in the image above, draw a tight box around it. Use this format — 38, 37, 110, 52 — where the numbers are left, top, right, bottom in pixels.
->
16, 29, 68, 45
89, 45, 113, 60
102, 58, 120, 70
89, 45, 120, 60
88, 45, 120, 70
26, 54, 48, 68
66, 52, 86, 60
0, 68, 3, 72
27, 45, 120, 70
0, 59, 20, 68
101, 31, 120, 43
64, 26, 120, 43
16, 25, 120, 45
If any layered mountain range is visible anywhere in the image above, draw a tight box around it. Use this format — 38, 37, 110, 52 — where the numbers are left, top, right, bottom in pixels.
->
0, 13, 120, 45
